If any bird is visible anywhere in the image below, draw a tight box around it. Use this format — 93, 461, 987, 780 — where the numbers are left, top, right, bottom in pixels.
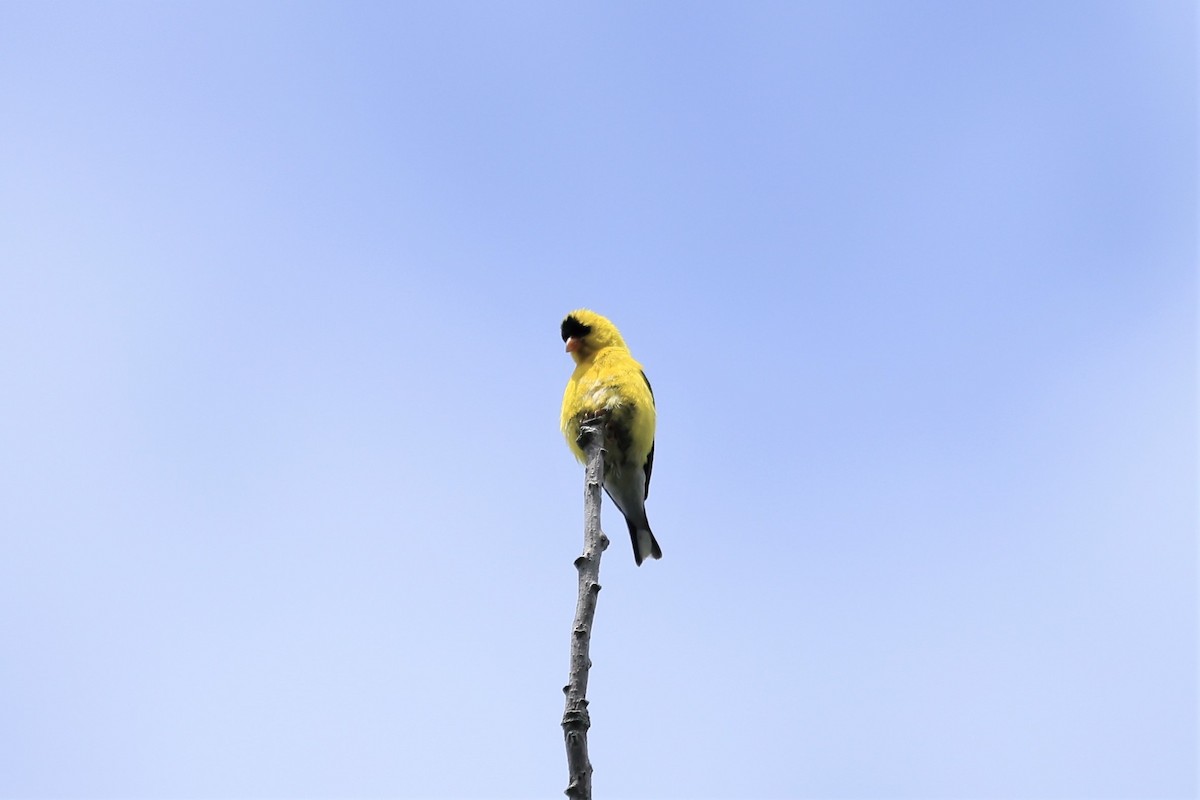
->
560, 309, 662, 566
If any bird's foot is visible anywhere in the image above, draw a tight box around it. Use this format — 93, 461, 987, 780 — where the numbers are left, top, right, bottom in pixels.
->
576, 410, 609, 447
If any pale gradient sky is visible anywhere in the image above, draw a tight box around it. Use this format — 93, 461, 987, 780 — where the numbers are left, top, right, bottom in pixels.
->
0, 2, 1196, 798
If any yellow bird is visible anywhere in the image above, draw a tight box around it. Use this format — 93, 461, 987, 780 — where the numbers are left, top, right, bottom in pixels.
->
560, 309, 662, 566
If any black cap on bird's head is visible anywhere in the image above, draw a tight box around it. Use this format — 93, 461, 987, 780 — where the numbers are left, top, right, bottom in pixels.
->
561, 309, 628, 362
561, 315, 592, 344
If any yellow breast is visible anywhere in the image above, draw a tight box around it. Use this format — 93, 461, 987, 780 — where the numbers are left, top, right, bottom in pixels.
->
561, 348, 655, 466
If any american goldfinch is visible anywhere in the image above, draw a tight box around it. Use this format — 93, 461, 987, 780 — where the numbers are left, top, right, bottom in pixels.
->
560, 309, 662, 566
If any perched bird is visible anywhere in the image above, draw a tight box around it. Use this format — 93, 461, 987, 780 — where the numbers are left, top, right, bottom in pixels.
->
560, 309, 662, 566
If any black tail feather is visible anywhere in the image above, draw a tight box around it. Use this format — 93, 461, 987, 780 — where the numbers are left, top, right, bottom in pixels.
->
627, 517, 663, 567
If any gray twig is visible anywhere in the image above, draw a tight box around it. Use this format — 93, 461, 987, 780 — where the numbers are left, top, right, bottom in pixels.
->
561, 417, 609, 800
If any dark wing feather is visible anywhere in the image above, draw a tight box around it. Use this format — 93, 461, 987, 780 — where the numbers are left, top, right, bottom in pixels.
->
644, 440, 654, 499
641, 371, 655, 403
640, 370, 655, 499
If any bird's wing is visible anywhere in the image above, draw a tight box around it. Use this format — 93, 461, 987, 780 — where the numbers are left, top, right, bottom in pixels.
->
640, 370, 655, 498
644, 440, 654, 499
640, 370, 655, 403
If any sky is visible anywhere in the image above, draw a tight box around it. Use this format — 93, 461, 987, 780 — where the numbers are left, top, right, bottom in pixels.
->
0, 2, 1195, 798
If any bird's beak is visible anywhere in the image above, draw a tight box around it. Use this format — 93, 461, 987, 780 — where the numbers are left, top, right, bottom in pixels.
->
565, 337, 581, 353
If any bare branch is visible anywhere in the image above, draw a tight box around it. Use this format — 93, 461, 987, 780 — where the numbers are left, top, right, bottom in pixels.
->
562, 417, 609, 800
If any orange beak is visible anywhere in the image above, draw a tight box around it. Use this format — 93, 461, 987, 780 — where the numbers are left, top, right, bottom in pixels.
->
565, 337, 582, 353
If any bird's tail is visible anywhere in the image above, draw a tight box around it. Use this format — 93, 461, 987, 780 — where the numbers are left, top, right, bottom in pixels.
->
628, 520, 663, 567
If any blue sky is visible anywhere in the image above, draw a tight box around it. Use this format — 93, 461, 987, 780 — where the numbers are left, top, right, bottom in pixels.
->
0, 2, 1195, 798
